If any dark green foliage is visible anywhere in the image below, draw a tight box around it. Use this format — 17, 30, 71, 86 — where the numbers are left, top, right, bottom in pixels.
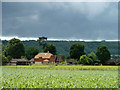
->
79, 55, 93, 65
2, 40, 118, 57
116, 62, 120, 65
4, 38, 25, 59
2, 54, 9, 65
25, 47, 39, 60
21, 56, 27, 60
66, 56, 70, 59
2, 40, 118, 65
1, 44, 10, 65
96, 45, 111, 64
37, 37, 47, 50
43, 44, 56, 55
57, 54, 66, 61
107, 62, 116, 65
70, 43, 85, 60
7, 55, 12, 61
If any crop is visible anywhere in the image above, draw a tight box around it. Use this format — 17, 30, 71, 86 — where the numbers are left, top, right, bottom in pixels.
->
2, 66, 118, 88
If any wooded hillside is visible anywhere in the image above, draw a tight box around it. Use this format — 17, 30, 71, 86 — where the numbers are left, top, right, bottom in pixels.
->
2, 40, 118, 56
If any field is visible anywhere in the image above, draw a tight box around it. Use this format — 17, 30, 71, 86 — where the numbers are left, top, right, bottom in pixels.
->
2, 65, 119, 88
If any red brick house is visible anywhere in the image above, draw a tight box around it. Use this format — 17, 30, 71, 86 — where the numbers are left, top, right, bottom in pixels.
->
34, 52, 55, 64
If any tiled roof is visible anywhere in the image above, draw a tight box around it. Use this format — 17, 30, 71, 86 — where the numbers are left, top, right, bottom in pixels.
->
34, 53, 53, 59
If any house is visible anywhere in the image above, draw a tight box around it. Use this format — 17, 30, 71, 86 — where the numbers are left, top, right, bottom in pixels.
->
34, 52, 55, 64
9, 59, 29, 65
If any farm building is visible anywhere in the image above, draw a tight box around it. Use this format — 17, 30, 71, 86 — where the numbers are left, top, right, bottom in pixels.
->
29, 58, 34, 65
9, 59, 29, 65
34, 52, 55, 64
55, 55, 63, 63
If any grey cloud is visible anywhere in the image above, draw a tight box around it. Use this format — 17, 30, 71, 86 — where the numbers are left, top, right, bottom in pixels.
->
2, 2, 118, 40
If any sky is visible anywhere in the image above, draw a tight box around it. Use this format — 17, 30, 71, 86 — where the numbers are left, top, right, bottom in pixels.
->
2, 2, 118, 41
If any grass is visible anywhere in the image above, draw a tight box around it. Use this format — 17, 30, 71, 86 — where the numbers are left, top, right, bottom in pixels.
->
2, 66, 118, 88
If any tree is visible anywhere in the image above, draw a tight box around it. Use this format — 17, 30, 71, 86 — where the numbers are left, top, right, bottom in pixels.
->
79, 55, 93, 65
70, 43, 85, 60
88, 52, 101, 65
88, 52, 96, 61
96, 45, 111, 64
2, 51, 12, 65
5, 38, 25, 59
2, 54, 8, 65
25, 47, 39, 60
37, 37, 47, 51
58, 54, 66, 61
43, 44, 56, 55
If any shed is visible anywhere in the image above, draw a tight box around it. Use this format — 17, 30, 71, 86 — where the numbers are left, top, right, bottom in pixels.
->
9, 59, 29, 65
29, 58, 34, 64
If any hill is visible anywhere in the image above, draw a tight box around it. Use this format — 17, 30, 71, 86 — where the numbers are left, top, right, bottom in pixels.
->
2, 40, 118, 57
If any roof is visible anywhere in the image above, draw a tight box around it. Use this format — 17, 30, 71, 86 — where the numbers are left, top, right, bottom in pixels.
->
10, 59, 27, 63
34, 53, 53, 59
29, 58, 34, 62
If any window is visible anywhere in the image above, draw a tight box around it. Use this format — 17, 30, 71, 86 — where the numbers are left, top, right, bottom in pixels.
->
39, 57, 42, 59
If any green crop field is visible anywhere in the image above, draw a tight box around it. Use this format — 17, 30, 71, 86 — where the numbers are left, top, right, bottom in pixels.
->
1, 66, 119, 88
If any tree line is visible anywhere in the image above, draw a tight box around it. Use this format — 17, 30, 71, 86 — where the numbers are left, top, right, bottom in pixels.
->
70, 43, 111, 65
2, 40, 118, 56
2, 38, 119, 65
2, 38, 57, 65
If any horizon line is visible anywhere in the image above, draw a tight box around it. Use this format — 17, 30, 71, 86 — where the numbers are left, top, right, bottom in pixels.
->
0, 36, 119, 42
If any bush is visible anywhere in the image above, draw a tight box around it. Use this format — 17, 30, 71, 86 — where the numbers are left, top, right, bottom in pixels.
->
2, 55, 8, 65
116, 62, 120, 65
94, 60, 101, 65
94, 63, 99, 65
61, 62, 66, 64
79, 55, 93, 65
107, 62, 116, 65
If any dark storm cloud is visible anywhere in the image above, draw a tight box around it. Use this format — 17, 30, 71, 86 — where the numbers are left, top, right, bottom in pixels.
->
2, 2, 118, 40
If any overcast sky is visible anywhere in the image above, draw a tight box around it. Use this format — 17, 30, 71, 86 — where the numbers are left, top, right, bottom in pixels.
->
2, 2, 118, 40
